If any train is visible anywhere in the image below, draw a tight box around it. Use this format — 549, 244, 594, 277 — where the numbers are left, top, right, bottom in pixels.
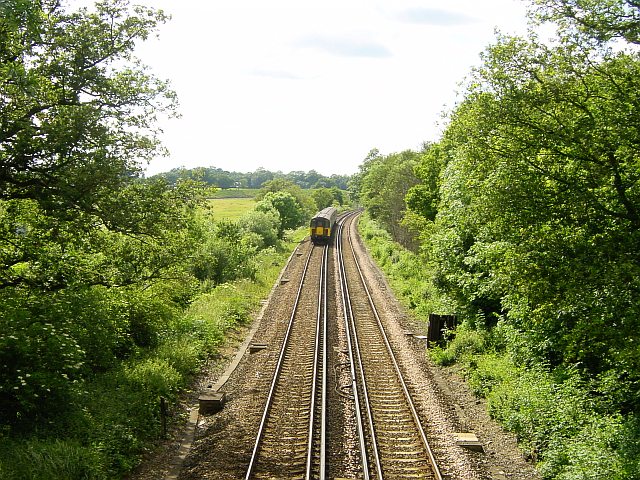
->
310, 207, 337, 244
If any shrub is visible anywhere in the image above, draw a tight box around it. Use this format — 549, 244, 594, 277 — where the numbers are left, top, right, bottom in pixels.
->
487, 369, 589, 459
430, 323, 490, 367
154, 338, 203, 376
123, 359, 182, 397
539, 415, 628, 480
238, 208, 280, 249
466, 353, 517, 397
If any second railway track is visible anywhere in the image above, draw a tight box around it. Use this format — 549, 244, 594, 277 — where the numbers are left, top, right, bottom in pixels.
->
246, 244, 329, 479
337, 212, 443, 480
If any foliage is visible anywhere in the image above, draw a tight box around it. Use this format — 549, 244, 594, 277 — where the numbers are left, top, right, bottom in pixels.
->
310, 187, 345, 210
0, 215, 302, 477
353, 2, 640, 476
360, 215, 639, 479
256, 190, 309, 235
156, 166, 351, 190
257, 178, 317, 216
238, 208, 281, 249
428, 31, 640, 386
530, 0, 640, 44
0, 0, 175, 211
0, 0, 319, 477
353, 149, 422, 249
0, 438, 104, 480
188, 217, 257, 286
357, 214, 454, 320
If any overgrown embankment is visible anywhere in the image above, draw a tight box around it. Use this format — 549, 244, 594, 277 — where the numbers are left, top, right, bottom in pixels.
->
0, 174, 345, 479
358, 214, 640, 480
0, 227, 304, 479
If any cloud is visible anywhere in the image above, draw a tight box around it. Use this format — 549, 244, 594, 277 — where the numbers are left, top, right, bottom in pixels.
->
396, 8, 477, 26
296, 34, 392, 58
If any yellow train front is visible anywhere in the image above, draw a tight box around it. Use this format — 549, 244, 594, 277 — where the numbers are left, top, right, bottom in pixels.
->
310, 207, 337, 244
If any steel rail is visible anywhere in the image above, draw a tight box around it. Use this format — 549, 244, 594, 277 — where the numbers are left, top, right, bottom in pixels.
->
245, 244, 325, 479
336, 213, 379, 480
320, 243, 328, 479
345, 213, 444, 480
306, 244, 329, 479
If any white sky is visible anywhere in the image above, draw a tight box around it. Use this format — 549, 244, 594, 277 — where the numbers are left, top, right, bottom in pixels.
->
128, 0, 531, 177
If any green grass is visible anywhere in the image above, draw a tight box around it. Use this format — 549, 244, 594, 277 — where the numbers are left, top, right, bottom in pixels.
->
358, 212, 640, 480
207, 197, 256, 221
208, 188, 258, 199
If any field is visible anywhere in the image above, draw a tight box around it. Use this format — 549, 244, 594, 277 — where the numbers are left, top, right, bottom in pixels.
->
208, 197, 257, 221
208, 188, 258, 199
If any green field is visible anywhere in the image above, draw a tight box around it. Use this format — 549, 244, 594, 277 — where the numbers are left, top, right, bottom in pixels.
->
208, 188, 259, 199
208, 197, 257, 221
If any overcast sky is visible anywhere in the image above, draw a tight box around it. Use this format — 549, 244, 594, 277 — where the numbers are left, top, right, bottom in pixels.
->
127, 0, 531, 176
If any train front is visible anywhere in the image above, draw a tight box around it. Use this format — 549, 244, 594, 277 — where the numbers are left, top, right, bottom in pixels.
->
310, 214, 331, 244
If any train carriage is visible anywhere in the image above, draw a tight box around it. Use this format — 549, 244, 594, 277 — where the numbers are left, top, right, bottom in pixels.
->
310, 207, 337, 244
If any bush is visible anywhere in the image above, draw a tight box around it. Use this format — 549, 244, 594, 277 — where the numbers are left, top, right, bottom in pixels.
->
238, 209, 280, 249
539, 415, 629, 480
0, 225, 305, 478
430, 324, 490, 366
358, 212, 640, 479
154, 338, 203, 376
487, 369, 589, 459
123, 359, 182, 397
466, 353, 516, 397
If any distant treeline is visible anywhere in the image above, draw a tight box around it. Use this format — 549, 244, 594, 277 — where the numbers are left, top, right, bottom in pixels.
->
152, 166, 351, 190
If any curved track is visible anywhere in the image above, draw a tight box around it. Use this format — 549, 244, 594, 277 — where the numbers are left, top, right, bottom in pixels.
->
336, 212, 443, 480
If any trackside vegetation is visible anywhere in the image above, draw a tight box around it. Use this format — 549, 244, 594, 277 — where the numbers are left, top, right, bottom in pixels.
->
0, 0, 347, 478
359, 215, 639, 478
353, 1, 640, 478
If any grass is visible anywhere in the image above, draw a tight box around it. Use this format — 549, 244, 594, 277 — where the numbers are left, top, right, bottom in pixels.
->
207, 197, 256, 221
208, 188, 259, 199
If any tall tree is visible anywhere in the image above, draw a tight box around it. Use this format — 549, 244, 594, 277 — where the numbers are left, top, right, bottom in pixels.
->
531, 0, 640, 44
357, 149, 420, 248
0, 0, 176, 220
424, 25, 640, 399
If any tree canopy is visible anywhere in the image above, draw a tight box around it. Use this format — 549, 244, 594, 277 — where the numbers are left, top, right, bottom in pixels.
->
0, 0, 193, 432
0, 0, 176, 216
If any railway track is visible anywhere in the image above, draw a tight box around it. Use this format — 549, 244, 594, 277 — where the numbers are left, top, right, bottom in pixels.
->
245, 211, 442, 479
336, 212, 443, 480
246, 244, 329, 479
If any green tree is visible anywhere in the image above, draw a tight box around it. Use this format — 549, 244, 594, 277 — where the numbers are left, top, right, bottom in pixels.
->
256, 191, 306, 235
257, 178, 316, 216
405, 142, 443, 224
423, 27, 640, 404
357, 149, 420, 248
0, 0, 176, 214
0, 0, 193, 431
531, 0, 640, 44
311, 187, 343, 210
238, 208, 280, 249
